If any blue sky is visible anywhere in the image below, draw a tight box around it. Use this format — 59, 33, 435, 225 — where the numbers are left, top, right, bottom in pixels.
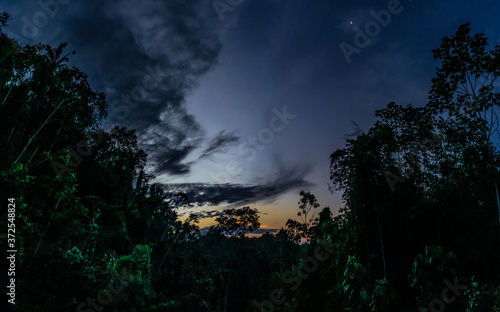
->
3, 0, 500, 231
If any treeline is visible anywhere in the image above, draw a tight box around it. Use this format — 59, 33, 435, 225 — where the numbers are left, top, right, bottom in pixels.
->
1, 12, 500, 311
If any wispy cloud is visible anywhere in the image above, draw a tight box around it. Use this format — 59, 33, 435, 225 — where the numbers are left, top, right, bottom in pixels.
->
199, 130, 240, 160
41, 0, 226, 177
163, 165, 314, 206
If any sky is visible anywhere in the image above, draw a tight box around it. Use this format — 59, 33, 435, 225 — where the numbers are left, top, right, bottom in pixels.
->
3, 0, 500, 233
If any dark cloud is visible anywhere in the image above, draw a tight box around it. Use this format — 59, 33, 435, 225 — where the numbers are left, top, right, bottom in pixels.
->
152, 146, 194, 176
199, 130, 240, 160
179, 208, 269, 220
94, 0, 223, 177
198, 226, 280, 235
163, 165, 314, 206
4, 0, 225, 177
251, 228, 280, 235
141, 126, 240, 176
61, 0, 223, 119
138, 111, 204, 175
192, 210, 226, 220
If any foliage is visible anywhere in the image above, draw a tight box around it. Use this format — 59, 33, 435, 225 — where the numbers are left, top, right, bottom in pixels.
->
1, 14, 499, 312
209, 206, 261, 237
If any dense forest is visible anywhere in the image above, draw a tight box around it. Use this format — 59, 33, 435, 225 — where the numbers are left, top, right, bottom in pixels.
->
1, 11, 500, 311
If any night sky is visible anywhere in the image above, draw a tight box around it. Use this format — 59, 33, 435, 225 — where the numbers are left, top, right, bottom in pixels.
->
3, 0, 500, 233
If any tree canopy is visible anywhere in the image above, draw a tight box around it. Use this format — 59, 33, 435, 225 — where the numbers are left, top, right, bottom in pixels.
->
1, 14, 500, 312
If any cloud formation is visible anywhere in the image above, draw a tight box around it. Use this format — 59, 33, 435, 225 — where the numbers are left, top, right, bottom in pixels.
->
48, 0, 226, 176
163, 165, 314, 206
198, 226, 280, 235
199, 130, 240, 160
